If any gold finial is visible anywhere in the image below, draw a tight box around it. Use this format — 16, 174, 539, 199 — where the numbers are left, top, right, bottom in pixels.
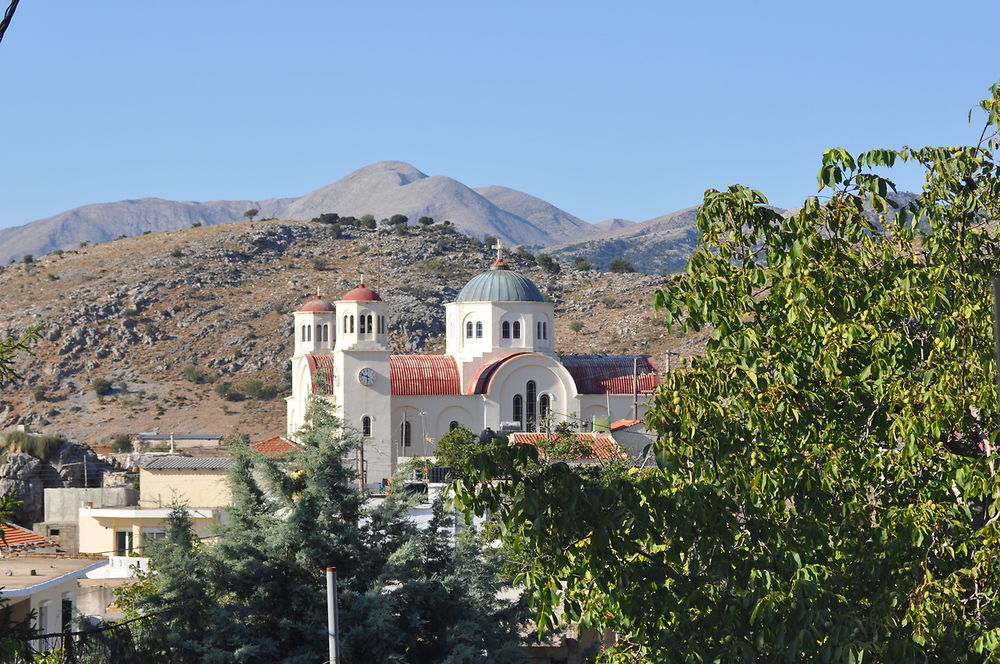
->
360, 272, 365, 286
316, 286, 321, 297
493, 238, 504, 261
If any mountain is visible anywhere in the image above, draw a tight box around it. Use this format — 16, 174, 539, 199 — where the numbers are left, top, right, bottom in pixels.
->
0, 162, 598, 264
593, 218, 636, 233
473, 185, 600, 242
546, 206, 703, 274
0, 220, 686, 443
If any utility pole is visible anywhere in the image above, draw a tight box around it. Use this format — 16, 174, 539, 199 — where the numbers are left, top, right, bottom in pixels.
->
632, 357, 639, 421
327, 567, 340, 664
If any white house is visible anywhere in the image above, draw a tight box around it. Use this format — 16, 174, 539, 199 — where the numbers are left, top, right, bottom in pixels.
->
286, 250, 661, 487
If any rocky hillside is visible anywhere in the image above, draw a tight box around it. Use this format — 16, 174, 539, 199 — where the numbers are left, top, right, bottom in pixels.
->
0, 219, 700, 446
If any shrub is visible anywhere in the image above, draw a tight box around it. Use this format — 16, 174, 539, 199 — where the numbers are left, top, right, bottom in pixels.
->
170, 246, 183, 258
181, 365, 217, 384
569, 321, 585, 334
600, 296, 617, 308
3, 431, 66, 460
191, 222, 202, 228
434, 425, 478, 474
418, 216, 434, 226
122, 308, 138, 318
312, 257, 328, 271
573, 256, 592, 271
389, 214, 408, 226
111, 434, 132, 453
537, 253, 561, 274
21, 254, 33, 264
608, 257, 635, 273
311, 213, 340, 224
242, 380, 280, 400
92, 378, 114, 396
32, 386, 46, 401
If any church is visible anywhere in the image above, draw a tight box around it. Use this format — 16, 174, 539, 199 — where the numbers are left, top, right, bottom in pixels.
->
285, 249, 661, 486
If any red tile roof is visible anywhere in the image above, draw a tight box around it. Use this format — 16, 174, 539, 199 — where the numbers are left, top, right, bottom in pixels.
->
468, 352, 530, 394
251, 435, 299, 457
611, 419, 642, 430
306, 354, 336, 394
341, 283, 382, 302
509, 432, 625, 460
1, 523, 59, 553
390, 355, 461, 395
561, 355, 661, 394
298, 295, 335, 312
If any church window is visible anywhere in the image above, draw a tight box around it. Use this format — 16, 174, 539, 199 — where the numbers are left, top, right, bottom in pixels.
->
449, 420, 459, 431
343, 315, 348, 333
307, 325, 312, 342
539, 394, 550, 431
324, 324, 330, 342
401, 420, 412, 447
476, 322, 483, 338
378, 316, 385, 334
466, 322, 473, 338
526, 380, 537, 432
359, 315, 367, 334
512, 321, 521, 339
543, 322, 548, 339
366, 315, 373, 335
301, 325, 307, 342
502, 321, 510, 339
362, 416, 372, 437
315, 324, 321, 341
537, 321, 541, 339
513, 395, 523, 430
349, 315, 355, 333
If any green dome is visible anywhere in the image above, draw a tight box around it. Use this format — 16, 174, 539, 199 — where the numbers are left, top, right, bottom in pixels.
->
456, 260, 545, 303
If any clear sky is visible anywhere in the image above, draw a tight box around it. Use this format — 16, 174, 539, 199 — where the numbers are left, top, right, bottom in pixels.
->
1, 1, 998, 231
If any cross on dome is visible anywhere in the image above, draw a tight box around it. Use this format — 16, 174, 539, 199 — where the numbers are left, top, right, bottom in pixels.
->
493, 238, 504, 262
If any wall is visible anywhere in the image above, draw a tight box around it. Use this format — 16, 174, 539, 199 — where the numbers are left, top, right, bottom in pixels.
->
78, 509, 220, 555
43, 487, 138, 523
138, 468, 230, 508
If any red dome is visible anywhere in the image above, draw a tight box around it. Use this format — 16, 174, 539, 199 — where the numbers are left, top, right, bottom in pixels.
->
341, 283, 382, 302
298, 296, 335, 312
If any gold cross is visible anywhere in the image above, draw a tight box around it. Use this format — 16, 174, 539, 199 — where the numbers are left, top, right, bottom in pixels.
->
493, 238, 504, 261
316, 286, 321, 297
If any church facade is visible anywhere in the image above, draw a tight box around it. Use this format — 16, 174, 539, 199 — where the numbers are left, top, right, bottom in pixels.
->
285, 255, 661, 487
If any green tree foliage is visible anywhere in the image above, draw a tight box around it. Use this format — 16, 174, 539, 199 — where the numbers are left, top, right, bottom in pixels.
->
418, 215, 435, 226
568, 320, 584, 335
92, 378, 114, 396
111, 434, 132, 453
311, 212, 340, 224
607, 257, 635, 273
455, 85, 1000, 662
2, 431, 66, 460
243, 208, 258, 222
0, 490, 38, 660
0, 328, 38, 387
573, 256, 592, 271
536, 253, 561, 274
390, 213, 408, 226
135, 398, 528, 663
433, 425, 478, 471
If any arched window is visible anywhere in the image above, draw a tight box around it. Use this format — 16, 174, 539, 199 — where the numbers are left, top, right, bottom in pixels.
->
359, 315, 367, 334
401, 420, 412, 447
306, 325, 311, 342
343, 315, 348, 333
543, 322, 548, 339
378, 316, 385, 334
539, 394, 550, 432
512, 321, 521, 339
349, 315, 355, 333
324, 324, 329, 342
526, 380, 537, 432
475, 322, 483, 338
362, 416, 372, 437
366, 315, 373, 335
537, 321, 542, 339
513, 395, 523, 430
301, 325, 307, 342
502, 321, 510, 339
466, 321, 473, 338
449, 420, 459, 431
315, 324, 321, 341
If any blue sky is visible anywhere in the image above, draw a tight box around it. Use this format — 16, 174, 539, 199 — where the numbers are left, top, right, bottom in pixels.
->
1, 1, 998, 230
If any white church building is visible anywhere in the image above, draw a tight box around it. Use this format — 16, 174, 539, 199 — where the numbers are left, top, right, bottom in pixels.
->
285, 253, 661, 486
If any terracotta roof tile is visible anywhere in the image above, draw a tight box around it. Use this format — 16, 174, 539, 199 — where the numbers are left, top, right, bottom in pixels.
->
251, 436, 299, 457
390, 355, 461, 395
561, 355, 661, 394
508, 432, 625, 460
611, 419, 642, 430
1, 523, 58, 553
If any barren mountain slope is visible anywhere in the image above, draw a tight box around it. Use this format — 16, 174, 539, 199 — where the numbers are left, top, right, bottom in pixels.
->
0, 220, 699, 446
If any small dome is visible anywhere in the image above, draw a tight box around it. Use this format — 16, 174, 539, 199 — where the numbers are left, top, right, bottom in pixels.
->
341, 283, 382, 302
456, 260, 545, 303
299, 295, 334, 312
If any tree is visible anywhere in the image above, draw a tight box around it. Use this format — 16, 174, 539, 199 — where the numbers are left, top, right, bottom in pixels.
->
568, 320, 584, 335
243, 208, 259, 222
91, 378, 113, 396
418, 215, 435, 227
607, 257, 634, 273
455, 84, 1000, 662
573, 256, 592, 271
433, 425, 478, 472
390, 213, 408, 226
135, 397, 529, 662
0, 490, 39, 660
536, 253, 561, 274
